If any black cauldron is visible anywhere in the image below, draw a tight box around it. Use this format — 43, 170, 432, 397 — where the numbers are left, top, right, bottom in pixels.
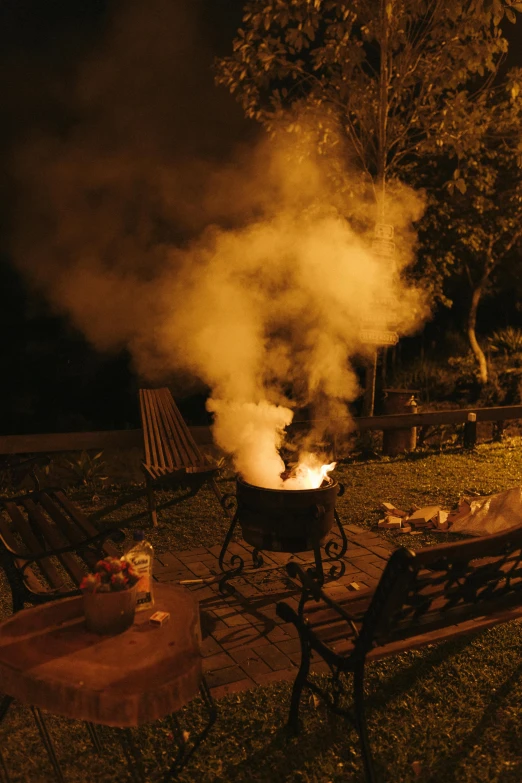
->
236, 477, 339, 553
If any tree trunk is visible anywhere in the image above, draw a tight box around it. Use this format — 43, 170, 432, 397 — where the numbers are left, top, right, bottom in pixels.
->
467, 280, 489, 385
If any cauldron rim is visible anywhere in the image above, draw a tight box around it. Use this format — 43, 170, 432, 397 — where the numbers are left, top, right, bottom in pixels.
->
237, 476, 338, 495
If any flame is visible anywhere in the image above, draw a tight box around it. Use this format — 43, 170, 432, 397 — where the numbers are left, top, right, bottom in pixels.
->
282, 455, 336, 490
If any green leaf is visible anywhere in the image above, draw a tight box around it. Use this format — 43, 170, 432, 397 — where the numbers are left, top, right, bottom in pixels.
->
505, 7, 517, 22
456, 179, 467, 194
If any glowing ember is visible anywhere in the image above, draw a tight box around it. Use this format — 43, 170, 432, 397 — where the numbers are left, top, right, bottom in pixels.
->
282, 455, 336, 490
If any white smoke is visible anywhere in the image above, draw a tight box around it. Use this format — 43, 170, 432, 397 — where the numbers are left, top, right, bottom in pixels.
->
6, 1, 430, 489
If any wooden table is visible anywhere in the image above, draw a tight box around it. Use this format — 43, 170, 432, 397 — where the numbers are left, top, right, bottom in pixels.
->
0, 583, 215, 781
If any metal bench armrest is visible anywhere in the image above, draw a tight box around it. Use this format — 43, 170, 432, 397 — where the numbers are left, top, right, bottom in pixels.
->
286, 561, 360, 637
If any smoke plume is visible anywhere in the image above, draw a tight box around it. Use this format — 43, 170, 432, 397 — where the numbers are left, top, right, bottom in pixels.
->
7, 0, 429, 488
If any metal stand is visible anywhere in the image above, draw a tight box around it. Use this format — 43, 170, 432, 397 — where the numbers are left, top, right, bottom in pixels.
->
217, 494, 348, 594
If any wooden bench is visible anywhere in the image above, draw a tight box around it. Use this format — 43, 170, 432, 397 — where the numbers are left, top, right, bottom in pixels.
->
0, 487, 125, 612
139, 388, 226, 526
276, 524, 522, 783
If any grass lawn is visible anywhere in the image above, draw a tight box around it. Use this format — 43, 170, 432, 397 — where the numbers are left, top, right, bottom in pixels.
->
1, 438, 522, 782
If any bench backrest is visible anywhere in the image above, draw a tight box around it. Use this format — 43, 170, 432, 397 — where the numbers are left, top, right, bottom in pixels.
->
0, 489, 121, 597
139, 388, 207, 471
356, 522, 522, 655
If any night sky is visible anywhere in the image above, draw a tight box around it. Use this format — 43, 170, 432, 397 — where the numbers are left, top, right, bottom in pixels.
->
0, 1, 521, 434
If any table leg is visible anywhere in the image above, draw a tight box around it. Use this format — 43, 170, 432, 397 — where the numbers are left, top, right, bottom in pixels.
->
0, 749, 9, 783
0, 696, 13, 783
119, 728, 146, 783
161, 677, 217, 780
30, 707, 66, 783
86, 722, 104, 754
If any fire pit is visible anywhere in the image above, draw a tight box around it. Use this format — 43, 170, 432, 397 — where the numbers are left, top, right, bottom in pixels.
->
218, 476, 348, 591
236, 477, 339, 552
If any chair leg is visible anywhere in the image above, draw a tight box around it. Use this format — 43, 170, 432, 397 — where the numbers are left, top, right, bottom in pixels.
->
86, 721, 103, 754
288, 636, 311, 734
353, 662, 377, 783
146, 477, 158, 527
31, 707, 66, 783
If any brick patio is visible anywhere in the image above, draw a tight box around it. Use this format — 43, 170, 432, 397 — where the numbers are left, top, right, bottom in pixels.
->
152, 524, 395, 699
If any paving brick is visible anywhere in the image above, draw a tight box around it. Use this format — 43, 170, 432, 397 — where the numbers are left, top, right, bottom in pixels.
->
278, 622, 300, 639
211, 625, 268, 649
234, 583, 263, 599
355, 561, 385, 580
255, 604, 285, 624
210, 678, 254, 700
367, 557, 387, 568
189, 585, 217, 601
335, 572, 366, 586
346, 548, 375, 559
203, 651, 235, 673
262, 625, 293, 643
154, 571, 192, 583
154, 552, 185, 568
223, 613, 252, 627
177, 547, 209, 560
256, 645, 293, 671
200, 635, 224, 657
356, 533, 383, 543
275, 638, 302, 656
202, 616, 230, 635
252, 667, 297, 686
205, 664, 249, 688
228, 542, 252, 556
213, 605, 240, 619
322, 585, 356, 602
344, 524, 367, 535
185, 561, 214, 577
153, 561, 193, 576
195, 553, 221, 565
239, 656, 273, 681
366, 544, 394, 558
228, 644, 271, 664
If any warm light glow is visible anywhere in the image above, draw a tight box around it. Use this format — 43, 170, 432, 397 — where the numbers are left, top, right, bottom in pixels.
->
282, 456, 336, 490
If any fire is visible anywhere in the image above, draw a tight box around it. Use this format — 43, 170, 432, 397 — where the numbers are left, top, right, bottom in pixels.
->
282, 455, 336, 490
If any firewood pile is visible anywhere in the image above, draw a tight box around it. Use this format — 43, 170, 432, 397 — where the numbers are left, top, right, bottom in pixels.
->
377, 500, 472, 534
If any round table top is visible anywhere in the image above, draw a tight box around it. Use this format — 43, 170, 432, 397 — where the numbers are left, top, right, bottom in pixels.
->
0, 583, 202, 727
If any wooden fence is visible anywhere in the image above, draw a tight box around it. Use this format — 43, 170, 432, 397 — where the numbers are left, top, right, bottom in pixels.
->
0, 404, 520, 455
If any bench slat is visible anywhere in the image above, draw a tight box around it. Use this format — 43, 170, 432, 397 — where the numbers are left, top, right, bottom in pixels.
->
20, 498, 86, 587
51, 490, 120, 559
139, 388, 214, 476
139, 387, 223, 526
151, 391, 175, 471
3, 501, 64, 591
141, 390, 164, 471
158, 388, 205, 469
139, 390, 153, 468
156, 389, 189, 469
38, 493, 99, 570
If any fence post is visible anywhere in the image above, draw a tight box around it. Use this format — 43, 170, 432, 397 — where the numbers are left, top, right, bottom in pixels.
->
381, 390, 419, 456
464, 412, 477, 449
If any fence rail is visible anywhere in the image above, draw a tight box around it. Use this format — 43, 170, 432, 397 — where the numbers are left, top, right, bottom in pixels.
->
0, 404, 521, 455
